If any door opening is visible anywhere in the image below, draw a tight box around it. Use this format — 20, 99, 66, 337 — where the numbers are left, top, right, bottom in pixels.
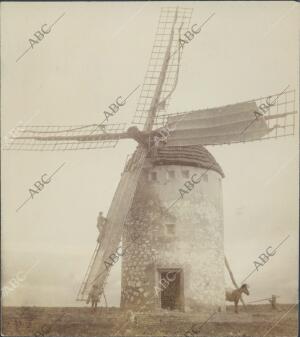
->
160, 270, 182, 310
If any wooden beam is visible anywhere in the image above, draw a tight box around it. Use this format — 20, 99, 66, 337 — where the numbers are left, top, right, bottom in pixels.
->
224, 256, 247, 309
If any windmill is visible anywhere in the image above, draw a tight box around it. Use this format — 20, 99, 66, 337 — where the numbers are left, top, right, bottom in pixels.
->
4, 7, 297, 312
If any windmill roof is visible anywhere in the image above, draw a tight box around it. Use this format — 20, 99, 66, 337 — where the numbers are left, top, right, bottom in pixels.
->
147, 145, 225, 178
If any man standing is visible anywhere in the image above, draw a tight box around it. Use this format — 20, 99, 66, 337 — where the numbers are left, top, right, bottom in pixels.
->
269, 295, 279, 310
86, 284, 101, 312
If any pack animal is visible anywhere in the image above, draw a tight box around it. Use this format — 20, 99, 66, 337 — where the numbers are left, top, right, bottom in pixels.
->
225, 284, 249, 313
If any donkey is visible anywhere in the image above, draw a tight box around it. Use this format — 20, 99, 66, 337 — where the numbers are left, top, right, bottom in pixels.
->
225, 284, 249, 313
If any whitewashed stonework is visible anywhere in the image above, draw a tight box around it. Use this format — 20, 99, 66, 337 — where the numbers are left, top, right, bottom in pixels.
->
121, 146, 225, 312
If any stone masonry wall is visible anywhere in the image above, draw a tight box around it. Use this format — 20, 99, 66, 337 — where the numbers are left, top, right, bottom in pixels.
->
120, 160, 225, 312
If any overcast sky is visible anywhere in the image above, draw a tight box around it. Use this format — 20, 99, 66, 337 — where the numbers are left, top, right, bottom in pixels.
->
1, 1, 299, 307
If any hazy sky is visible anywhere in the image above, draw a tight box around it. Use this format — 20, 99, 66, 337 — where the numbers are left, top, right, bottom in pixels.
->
1, 1, 299, 307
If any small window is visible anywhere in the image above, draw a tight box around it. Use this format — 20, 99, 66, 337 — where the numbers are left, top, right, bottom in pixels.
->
182, 170, 189, 179
150, 172, 157, 181
203, 173, 208, 182
167, 171, 175, 180
165, 223, 175, 235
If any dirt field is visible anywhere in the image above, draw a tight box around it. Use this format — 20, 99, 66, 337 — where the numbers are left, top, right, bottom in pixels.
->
1, 304, 298, 336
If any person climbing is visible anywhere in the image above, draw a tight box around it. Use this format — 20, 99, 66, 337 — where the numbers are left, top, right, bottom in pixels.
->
97, 212, 107, 243
86, 284, 101, 312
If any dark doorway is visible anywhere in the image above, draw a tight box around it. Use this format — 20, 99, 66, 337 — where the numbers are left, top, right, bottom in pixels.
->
160, 270, 181, 310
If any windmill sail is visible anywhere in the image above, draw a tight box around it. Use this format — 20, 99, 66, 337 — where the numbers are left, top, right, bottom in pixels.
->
164, 89, 297, 146
132, 7, 193, 128
3, 123, 128, 151
77, 147, 147, 301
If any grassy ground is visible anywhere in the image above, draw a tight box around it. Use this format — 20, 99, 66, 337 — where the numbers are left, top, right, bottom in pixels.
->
1, 304, 298, 336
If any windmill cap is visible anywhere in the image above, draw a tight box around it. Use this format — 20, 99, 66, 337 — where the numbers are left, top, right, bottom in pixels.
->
147, 145, 225, 177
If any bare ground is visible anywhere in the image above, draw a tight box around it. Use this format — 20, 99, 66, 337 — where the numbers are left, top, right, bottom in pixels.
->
1, 304, 298, 336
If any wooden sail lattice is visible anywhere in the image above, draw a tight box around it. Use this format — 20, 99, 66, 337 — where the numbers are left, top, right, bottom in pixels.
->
3, 123, 127, 151
77, 147, 147, 301
132, 7, 193, 127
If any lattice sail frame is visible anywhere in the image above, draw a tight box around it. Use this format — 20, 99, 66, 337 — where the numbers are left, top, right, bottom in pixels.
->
76, 146, 147, 302
3, 123, 127, 151
132, 7, 193, 127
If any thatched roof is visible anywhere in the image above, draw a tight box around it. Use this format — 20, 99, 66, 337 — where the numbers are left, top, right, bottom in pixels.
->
148, 145, 224, 178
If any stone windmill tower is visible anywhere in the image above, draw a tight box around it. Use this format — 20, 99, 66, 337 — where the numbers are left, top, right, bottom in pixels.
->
6, 7, 296, 312
120, 145, 225, 312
